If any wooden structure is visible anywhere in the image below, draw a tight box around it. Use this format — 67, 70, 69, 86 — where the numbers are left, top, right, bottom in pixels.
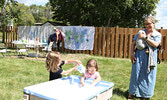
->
2, 26, 18, 48
3, 26, 167, 61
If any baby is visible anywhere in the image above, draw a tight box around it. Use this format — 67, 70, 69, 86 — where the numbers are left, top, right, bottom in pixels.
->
136, 30, 149, 53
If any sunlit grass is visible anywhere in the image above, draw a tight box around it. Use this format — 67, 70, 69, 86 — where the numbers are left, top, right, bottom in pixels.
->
0, 54, 167, 100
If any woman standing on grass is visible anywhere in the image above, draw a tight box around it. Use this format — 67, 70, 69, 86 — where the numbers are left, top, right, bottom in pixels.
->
128, 16, 162, 100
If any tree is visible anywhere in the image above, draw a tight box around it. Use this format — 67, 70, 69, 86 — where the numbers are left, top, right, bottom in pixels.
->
0, 0, 52, 26
0, 0, 34, 26
0, 0, 9, 27
15, 4, 35, 25
49, 0, 160, 28
30, 5, 46, 23
30, 3, 52, 23
45, 2, 52, 21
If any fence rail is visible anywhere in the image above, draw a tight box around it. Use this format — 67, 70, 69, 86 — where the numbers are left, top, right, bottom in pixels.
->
3, 26, 167, 61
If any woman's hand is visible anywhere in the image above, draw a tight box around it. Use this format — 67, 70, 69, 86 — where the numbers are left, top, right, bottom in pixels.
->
130, 40, 136, 64
131, 55, 136, 64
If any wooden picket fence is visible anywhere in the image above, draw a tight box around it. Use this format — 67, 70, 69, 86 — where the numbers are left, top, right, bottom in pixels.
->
3, 26, 167, 61
2, 26, 18, 47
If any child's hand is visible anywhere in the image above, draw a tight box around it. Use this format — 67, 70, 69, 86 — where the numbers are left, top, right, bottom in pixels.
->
81, 82, 85, 87
74, 64, 79, 71
75, 60, 82, 65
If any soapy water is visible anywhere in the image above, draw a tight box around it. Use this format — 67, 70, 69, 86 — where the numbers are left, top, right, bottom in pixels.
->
68, 76, 75, 85
68, 75, 95, 88
68, 76, 82, 87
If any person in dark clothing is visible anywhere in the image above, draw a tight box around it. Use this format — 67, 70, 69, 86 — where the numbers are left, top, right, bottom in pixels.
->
48, 28, 65, 51
46, 51, 81, 81
48, 33, 57, 45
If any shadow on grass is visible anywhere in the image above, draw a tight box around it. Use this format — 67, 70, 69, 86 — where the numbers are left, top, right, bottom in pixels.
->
113, 88, 129, 99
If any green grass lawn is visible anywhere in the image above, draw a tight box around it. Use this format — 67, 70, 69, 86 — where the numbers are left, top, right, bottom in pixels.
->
0, 54, 167, 100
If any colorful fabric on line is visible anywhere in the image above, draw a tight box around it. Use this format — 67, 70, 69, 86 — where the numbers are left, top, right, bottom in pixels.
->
62, 26, 95, 50
17, 26, 95, 50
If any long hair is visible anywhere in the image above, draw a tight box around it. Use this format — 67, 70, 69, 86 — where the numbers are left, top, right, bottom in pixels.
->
46, 51, 61, 72
86, 59, 98, 71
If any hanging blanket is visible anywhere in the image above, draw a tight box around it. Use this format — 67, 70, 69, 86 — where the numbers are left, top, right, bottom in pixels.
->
63, 26, 95, 50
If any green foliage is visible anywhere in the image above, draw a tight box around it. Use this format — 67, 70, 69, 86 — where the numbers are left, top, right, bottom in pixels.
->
15, 4, 35, 25
0, 0, 5, 7
0, 0, 19, 26
0, 54, 167, 100
50, 0, 160, 27
0, 0, 52, 26
29, 5, 49, 23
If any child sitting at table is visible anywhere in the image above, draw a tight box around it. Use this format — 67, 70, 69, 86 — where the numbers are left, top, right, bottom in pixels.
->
46, 51, 81, 81
80, 59, 101, 87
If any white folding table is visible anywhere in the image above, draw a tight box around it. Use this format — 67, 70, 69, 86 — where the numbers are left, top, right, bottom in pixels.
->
23, 75, 114, 100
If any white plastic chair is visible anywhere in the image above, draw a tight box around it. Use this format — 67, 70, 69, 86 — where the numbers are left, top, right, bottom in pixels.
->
0, 43, 11, 58
42, 42, 53, 57
15, 44, 28, 57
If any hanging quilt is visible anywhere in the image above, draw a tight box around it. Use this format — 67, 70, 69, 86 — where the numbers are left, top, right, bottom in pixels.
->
62, 26, 95, 50
17, 26, 95, 50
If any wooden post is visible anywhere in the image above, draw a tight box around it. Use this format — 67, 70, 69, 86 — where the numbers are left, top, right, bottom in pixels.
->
110, 28, 115, 58
114, 26, 119, 57
98, 27, 102, 56
102, 27, 106, 57
93, 27, 98, 55
106, 27, 110, 57
163, 36, 167, 61
160, 27, 167, 61
124, 28, 128, 58
128, 28, 132, 58
119, 29, 123, 58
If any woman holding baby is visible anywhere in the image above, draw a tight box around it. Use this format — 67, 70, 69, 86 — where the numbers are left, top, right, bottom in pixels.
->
128, 16, 162, 100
